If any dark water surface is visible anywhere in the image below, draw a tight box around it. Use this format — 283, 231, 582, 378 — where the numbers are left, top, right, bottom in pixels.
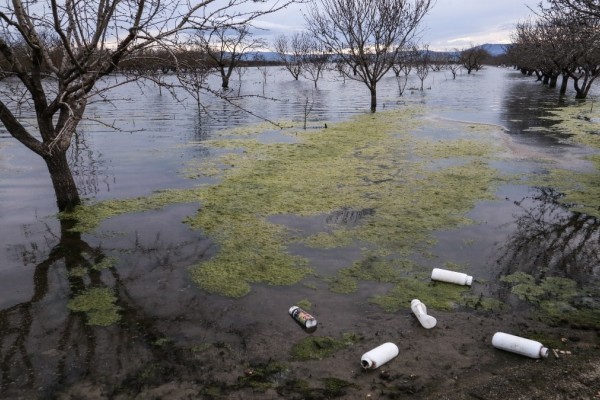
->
1, 67, 599, 398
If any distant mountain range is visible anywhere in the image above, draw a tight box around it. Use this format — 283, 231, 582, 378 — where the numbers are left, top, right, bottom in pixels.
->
240, 43, 508, 62
475, 43, 508, 57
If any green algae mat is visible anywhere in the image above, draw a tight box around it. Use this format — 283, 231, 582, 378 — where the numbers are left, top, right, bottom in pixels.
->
64, 107, 507, 297
62, 104, 600, 320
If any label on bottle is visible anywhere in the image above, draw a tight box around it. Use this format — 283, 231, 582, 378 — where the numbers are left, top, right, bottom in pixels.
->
289, 306, 317, 332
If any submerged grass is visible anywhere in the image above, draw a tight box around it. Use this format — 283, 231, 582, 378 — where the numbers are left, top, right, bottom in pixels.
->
67, 287, 122, 326
533, 103, 600, 218
63, 106, 510, 299
290, 333, 362, 361
501, 272, 600, 328
185, 108, 508, 297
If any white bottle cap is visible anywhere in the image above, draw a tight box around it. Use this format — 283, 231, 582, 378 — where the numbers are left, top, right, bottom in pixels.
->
361, 358, 374, 369
540, 347, 549, 358
465, 275, 473, 286
305, 319, 317, 329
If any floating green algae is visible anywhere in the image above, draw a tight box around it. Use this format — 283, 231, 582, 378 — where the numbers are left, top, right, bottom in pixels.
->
186, 107, 509, 297
93, 257, 117, 271
501, 272, 600, 328
67, 257, 116, 278
291, 333, 362, 361
329, 256, 415, 294
321, 377, 357, 397
529, 103, 600, 218
295, 298, 313, 310
67, 287, 121, 326
540, 102, 600, 149
501, 272, 577, 303
372, 277, 505, 313
62, 188, 199, 232
62, 107, 509, 298
535, 167, 600, 218
371, 277, 470, 312
238, 361, 289, 390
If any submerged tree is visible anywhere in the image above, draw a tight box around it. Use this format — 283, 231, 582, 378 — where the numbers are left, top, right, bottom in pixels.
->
305, 0, 433, 112
415, 44, 430, 90
301, 34, 330, 88
509, 0, 600, 99
0, 0, 295, 211
459, 45, 489, 74
391, 45, 417, 95
197, 25, 266, 89
273, 32, 308, 80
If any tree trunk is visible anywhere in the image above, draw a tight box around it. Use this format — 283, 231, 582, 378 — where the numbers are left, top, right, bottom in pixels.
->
44, 151, 81, 211
370, 86, 377, 113
221, 75, 229, 89
560, 74, 569, 95
549, 74, 558, 88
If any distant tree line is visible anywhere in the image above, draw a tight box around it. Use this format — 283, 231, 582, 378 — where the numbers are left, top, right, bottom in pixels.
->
507, 0, 600, 99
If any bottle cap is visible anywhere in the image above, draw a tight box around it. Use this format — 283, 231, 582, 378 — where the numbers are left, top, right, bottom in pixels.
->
540, 347, 549, 358
465, 275, 473, 286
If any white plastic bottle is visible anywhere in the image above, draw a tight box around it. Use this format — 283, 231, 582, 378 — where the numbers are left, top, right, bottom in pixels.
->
492, 332, 549, 359
431, 268, 473, 286
361, 342, 399, 369
410, 299, 437, 329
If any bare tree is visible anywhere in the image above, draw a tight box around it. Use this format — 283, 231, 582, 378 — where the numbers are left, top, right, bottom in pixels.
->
197, 25, 266, 89
0, 0, 295, 211
305, 0, 433, 112
273, 32, 308, 80
509, 2, 600, 99
551, 0, 600, 17
445, 51, 462, 79
176, 43, 213, 109
391, 45, 417, 96
302, 92, 315, 129
301, 34, 330, 88
415, 44, 430, 90
459, 45, 489, 74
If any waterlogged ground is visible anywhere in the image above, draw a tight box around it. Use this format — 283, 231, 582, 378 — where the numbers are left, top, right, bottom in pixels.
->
1, 68, 600, 399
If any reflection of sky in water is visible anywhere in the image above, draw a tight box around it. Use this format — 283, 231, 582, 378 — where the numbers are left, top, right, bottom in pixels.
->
0, 68, 596, 276
1, 67, 598, 275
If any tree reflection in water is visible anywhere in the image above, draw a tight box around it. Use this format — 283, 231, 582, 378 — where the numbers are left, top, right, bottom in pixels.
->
0, 213, 211, 398
1, 219, 105, 393
498, 186, 599, 283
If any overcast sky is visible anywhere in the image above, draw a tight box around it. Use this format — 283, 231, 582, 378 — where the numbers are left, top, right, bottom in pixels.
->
252, 0, 543, 51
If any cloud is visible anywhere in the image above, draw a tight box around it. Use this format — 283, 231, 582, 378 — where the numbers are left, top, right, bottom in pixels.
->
250, 0, 543, 51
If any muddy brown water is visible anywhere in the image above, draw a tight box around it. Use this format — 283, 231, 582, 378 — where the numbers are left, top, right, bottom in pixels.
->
1, 67, 599, 399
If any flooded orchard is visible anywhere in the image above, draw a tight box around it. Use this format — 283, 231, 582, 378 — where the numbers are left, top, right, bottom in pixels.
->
1, 67, 599, 399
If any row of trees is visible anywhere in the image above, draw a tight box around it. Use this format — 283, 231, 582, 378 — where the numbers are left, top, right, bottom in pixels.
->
0, 0, 437, 212
507, 0, 600, 99
0, 0, 297, 211
273, 32, 492, 88
0, 0, 500, 214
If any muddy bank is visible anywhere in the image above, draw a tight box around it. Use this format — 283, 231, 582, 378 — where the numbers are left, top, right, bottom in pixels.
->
5, 299, 597, 400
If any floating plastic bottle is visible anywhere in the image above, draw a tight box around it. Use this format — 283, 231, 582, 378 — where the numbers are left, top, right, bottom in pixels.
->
289, 306, 317, 333
492, 332, 549, 359
361, 342, 399, 369
410, 299, 437, 329
431, 268, 473, 286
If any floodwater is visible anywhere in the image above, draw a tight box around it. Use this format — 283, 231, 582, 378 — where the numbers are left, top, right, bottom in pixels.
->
0, 67, 599, 399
